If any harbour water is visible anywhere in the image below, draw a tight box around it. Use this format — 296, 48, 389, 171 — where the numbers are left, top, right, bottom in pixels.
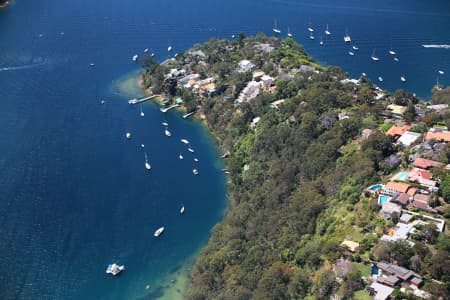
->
0, 0, 449, 299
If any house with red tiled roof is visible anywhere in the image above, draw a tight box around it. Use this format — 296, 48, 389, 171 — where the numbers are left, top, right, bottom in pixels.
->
383, 181, 411, 196
406, 188, 418, 197
392, 193, 411, 207
408, 169, 433, 181
425, 131, 450, 142
413, 158, 444, 169
386, 125, 411, 138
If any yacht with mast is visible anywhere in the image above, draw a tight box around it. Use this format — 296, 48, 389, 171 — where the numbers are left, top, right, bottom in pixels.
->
140, 105, 144, 117
164, 127, 171, 137
272, 19, 281, 34
371, 49, 380, 61
319, 36, 323, 46
307, 22, 314, 32
309, 32, 315, 40
144, 152, 151, 170
400, 76, 407, 82
287, 27, 293, 37
324, 24, 331, 36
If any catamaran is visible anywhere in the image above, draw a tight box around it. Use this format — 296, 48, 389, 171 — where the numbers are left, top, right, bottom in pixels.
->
371, 49, 380, 61
344, 31, 351, 43
325, 24, 331, 36
272, 19, 281, 34
154, 227, 165, 237
144, 152, 151, 170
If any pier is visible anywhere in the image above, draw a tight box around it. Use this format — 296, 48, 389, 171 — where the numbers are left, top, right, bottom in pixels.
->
128, 95, 158, 105
182, 111, 196, 119
160, 104, 180, 113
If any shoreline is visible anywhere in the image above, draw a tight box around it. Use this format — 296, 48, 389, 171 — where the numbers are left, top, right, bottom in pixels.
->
0, 0, 11, 9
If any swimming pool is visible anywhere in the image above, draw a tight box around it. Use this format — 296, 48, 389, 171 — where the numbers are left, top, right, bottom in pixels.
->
369, 184, 384, 192
378, 195, 391, 205
397, 172, 409, 181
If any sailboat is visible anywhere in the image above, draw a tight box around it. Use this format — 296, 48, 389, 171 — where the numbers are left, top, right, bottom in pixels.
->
307, 22, 314, 32
287, 27, 293, 37
344, 32, 351, 43
400, 76, 407, 82
348, 49, 355, 56
352, 45, 359, 51
389, 48, 396, 55
325, 24, 331, 36
144, 152, 151, 170
393, 57, 399, 62
180, 205, 185, 214
140, 105, 144, 117
179, 153, 184, 160
132, 54, 138, 61
371, 49, 380, 61
319, 36, 324, 46
144, 48, 149, 53
309, 32, 315, 40
167, 44, 172, 52
165, 127, 171, 137
272, 19, 281, 34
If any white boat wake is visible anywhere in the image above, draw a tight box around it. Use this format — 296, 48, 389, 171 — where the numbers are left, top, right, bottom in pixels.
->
422, 44, 450, 49
0, 61, 47, 72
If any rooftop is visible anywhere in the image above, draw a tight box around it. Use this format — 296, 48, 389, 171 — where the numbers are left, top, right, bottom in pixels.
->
384, 181, 411, 193
386, 125, 411, 137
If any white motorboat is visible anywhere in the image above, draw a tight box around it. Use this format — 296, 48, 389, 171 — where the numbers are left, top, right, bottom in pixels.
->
389, 49, 396, 55
325, 24, 331, 36
141, 144, 145, 148
144, 48, 149, 53
400, 76, 407, 82
307, 23, 314, 32
194, 158, 199, 162
154, 227, 165, 237
378, 76, 384, 82
179, 153, 184, 160
165, 127, 171, 137
106, 263, 125, 276
126, 132, 131, 139
272, 19, 281, 34
362, 72, 367, 77
352, 46, 359, 51
151, 53, 155, 57
167, 45, 172, 52
187, 147, 195, 153
132, 54, 138, 61
348, 51, 355, 56
140, 106, 144, 117
145, 152, 151, 170
181, 139, 189, 144
180, 206, 185, 214
161, 121, 169, 126
90, 63, 95, 67
393, 57, 399, 62
438, 70, 445, 75
192, 169, 199, 175
100, 100, 105, 105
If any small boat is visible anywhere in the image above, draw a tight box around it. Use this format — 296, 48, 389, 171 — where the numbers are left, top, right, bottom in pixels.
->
438, 70, 445, 75
344, 32, 351, 43
231, 34, 236, 39
180, 139, 189, 144
187, 147, 195, 153
194, 158, 199, 162
361, 72, 367, 77
325, 24, 331, 36
309, 32, 315, 40
161, 122, 169, 126
100, 100, 106, 105
151, 53, 155, 57
400, 76, 406, 82
132, 54, 138, 61
378, 76, 384, 82
154, 227, 165, 237
144, 152, 151, 170
179, 153, 184, 160
90, 63, 95, 67
126, 132, 131, 139
352, 45, 359, 51
140, 106, 144, 117
167, 45, 172, 52
319, 36, 323, 45
222, 168, 231, 174
371, 49, 380, 61
393, 57, 399, 62
192, 169, 199, 175
106, 263, 125, 276
348, 51, 355, 56
307, 23, 314, 32
144, 48, 149, 53
141, 144, 145, 148
389, 48, 396, 55
287, 27, 293, 37
272, 19, 281, 34
180, 206, 185, 214
165, 127, 171, 137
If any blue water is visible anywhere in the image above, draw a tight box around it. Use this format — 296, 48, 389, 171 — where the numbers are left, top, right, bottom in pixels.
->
369, 184, 384, 192
1, 0, 450, 299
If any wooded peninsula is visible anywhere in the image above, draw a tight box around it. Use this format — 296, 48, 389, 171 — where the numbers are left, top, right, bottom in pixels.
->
140, 34, 450, 300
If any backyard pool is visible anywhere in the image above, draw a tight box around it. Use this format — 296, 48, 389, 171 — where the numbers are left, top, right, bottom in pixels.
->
397, 172, 409, 181
369, 184, 384, 192
378, 195, 391, 205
